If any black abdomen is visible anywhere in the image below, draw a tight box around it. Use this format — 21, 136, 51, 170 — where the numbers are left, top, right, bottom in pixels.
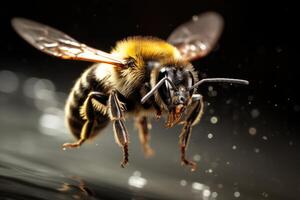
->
65, 66, 110, 139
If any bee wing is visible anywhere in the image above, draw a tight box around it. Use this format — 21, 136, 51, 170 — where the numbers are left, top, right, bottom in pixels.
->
167, 12, 224, 61
11, 18, 126, 65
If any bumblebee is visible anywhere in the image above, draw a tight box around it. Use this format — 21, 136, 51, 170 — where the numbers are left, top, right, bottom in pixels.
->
12, 12, 248, 171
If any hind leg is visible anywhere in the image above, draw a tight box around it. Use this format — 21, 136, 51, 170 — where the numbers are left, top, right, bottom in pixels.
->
64, 90, 130, 168
63, 91, 108, 148
135, 116, 154, 157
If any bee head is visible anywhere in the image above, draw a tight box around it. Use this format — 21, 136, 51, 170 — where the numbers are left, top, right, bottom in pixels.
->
157, 67, 194, 108
151, 67, 194, 126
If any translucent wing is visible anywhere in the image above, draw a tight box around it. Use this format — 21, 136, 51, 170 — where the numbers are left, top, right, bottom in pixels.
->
168, 12, 224, 61
11, 18, 126, 65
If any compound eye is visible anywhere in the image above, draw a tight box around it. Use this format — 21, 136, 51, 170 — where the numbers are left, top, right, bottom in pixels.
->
157, 68, 173, 106
184, 71, 194, 95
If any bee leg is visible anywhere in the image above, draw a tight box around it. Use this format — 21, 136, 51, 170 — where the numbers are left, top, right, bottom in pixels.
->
179, 94, 204, 171
179, 123, 196, 171
135, 116, 155, 157
109, 90, 129, 168
63, 92, 107, 149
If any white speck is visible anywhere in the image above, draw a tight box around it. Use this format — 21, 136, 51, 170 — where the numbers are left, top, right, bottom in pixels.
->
62, 148, 66, 151
208, 133, 214, 139
212, 191, 218, 198
192, 15, 199, 21
128, 172, 147, 189
198, 42, 207, 50
188, 45, 196, 51
203, 189, 211, 197
210, 90, 218, 97
262, 192, 269, 198
232, 145, 237, 150
208, 169, 213, 173
254, 148, 260, 153
234, 191, 240, 198
208, 86, 217, 97
251, 109, 260, 118
226, 161, 230, 165
262, 136, 268, 140
0, 70, 19, 93
210, 116, 218, 124
192, 182, 204, 191
193, 154, 201, 162
274, 104, 278, 107
249, 127, 257, 136
180, 180, 187, 186
226, 99, 232, 104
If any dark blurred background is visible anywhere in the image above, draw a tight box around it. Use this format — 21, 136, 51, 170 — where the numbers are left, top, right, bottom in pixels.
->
0, 0, 297, 200
0, 0, 295, 119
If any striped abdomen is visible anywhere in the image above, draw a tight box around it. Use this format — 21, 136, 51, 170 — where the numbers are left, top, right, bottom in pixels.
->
65, 65, 110, 139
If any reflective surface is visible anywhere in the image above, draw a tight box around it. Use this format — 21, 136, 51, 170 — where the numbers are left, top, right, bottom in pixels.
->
0, 68, 298, 200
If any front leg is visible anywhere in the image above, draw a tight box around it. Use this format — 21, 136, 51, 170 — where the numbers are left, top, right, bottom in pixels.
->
109, 90, 129, 168
179, 94, 204, 171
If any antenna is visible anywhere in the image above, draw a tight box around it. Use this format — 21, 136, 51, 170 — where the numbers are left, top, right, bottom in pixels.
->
189, 78, 249, 91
